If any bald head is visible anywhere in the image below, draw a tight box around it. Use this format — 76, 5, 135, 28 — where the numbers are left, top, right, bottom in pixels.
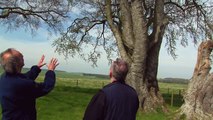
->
110, 58, 129, 82
0, 48, 24, 74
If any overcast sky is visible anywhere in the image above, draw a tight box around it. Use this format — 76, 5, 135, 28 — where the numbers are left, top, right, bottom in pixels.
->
0, 23, 200, 79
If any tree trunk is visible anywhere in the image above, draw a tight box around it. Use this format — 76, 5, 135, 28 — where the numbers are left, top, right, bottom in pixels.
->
106, 0, 167, 112
125, 0, 167, 112
178, 40, 213, 120
126, 36, 167, 112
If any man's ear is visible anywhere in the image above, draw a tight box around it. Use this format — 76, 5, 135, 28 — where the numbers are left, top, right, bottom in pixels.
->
109, 71, 112, 78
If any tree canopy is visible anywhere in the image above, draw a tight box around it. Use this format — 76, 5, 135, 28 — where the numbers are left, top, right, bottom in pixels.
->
53, 0, 213, 64
1, 0, 213, 64
0, 0, 70, 34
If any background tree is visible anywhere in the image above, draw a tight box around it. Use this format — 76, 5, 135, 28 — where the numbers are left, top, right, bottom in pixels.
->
177, 40, 213, 119
53, 0, 213, 112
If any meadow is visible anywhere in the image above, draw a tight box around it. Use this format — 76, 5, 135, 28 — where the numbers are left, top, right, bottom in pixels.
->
0, 70, 188, 120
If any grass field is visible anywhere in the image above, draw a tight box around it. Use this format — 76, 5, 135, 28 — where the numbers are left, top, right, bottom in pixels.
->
0, 70, 188, 120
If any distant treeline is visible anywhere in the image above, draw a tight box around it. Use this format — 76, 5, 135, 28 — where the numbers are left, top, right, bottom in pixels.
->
82, 74, 189, 84
0, 67, 189, 84
82, 73, 109, 79
158, 78, 189, 84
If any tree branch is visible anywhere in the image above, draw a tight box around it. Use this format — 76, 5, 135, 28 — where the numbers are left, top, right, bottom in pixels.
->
149, 0, 169, 48
105, 0, 130, 63
0, 6, 67, 18
119, 0, 134, 51
164, 1, 185, 12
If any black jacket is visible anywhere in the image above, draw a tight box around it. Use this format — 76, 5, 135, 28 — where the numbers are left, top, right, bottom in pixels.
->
83, 81, 139, 120
0, 66, 56, 120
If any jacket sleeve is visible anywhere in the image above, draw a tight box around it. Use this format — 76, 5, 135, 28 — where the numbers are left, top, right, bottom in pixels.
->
22, 70, 56, 98
83, 90, 106, 120
23, 66, 41, 80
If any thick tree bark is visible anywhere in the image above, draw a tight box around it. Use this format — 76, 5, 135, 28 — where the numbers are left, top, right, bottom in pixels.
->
140, 0, 168, 112
126, 0, 168, 112
178, 40, 213, 120
106, 0, 167, 112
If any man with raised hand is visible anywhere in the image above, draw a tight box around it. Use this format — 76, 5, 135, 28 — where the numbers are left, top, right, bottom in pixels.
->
0, 48, 59, 120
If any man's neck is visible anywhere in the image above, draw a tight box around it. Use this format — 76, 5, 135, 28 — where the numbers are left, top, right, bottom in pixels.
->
110, 78, 125, 84
110, 77, 117, 83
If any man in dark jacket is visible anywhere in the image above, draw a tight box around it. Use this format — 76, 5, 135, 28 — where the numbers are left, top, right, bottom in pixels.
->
0, 48, 59, 120
83, 58, 139, 120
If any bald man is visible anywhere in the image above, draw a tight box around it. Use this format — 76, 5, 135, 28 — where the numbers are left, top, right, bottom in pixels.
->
83, 58, 139, 120
0, 48, 59, 120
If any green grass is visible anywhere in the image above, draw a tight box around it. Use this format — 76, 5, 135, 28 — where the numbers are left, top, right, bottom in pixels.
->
36, 75, 187, 120
36, 86, 175, 120
137, 112, 167, 120
0, 70, 188, 120
37, 86, 96, 120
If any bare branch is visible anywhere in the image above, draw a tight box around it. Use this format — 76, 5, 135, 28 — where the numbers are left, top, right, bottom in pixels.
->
105, 0, 130, 63
0, 0, 70, 34
164, 1, 185, 12
0, 6, 68, 18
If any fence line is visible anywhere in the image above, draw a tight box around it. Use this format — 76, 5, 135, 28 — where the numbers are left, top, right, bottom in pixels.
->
55, 78, 186, 106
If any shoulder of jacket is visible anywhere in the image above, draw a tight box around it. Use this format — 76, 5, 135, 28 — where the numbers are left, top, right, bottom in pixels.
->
124, 84, 137, 92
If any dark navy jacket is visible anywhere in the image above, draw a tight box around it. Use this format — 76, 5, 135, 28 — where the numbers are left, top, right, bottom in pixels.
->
0, 66, 56, 120
83, 81, 139, 120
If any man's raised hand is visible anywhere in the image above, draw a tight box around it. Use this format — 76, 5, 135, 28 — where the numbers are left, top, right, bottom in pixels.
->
47, 58, 59, 71
37, 55, 46, 68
